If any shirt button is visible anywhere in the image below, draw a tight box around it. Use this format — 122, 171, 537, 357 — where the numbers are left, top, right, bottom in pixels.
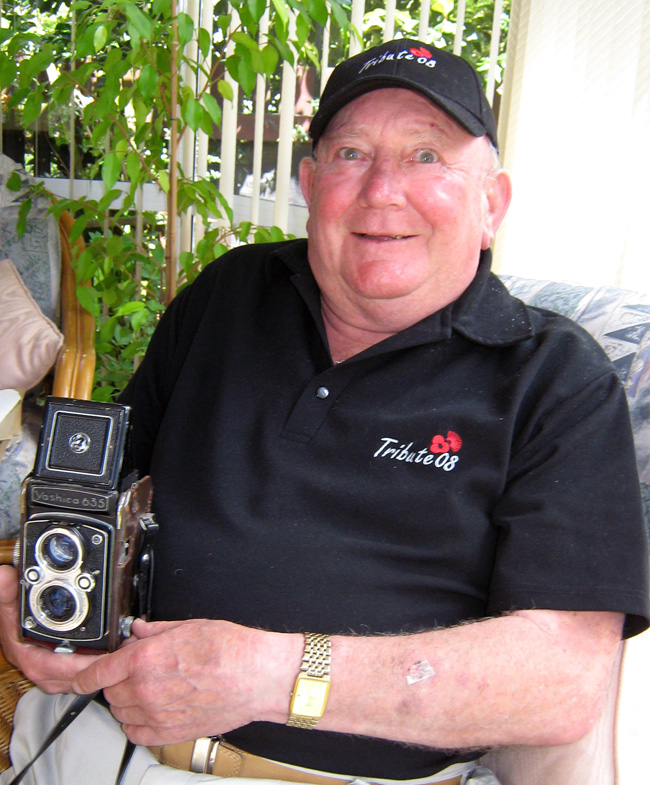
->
315, 386, 330, 399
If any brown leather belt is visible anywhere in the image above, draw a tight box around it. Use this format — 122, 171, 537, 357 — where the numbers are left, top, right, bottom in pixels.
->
149, 738, 464, 785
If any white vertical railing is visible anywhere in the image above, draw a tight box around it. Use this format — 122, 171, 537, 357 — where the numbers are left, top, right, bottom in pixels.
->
349, 0, 366, 57
418, 0, 431, 40
250, 10, 270, 226
383, 0, 397, 42
192, 0, 216, 251
273, 12, 298, 232
485, 0, 504, 104
180, 0, 200, 258
453, 0, 466, 55
218, 11, 240, 217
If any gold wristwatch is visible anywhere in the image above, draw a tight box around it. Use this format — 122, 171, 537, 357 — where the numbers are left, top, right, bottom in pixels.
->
287, 632, 331, 729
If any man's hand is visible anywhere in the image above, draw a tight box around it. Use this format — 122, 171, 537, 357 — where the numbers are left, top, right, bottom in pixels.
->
71, 618, 303, 746
0, 565, 101, 693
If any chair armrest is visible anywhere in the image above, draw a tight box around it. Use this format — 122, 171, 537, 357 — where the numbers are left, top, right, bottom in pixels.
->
52, 211, 96, 400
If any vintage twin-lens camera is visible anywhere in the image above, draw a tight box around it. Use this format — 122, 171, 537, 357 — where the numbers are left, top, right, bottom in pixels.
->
18, 397, 157, 653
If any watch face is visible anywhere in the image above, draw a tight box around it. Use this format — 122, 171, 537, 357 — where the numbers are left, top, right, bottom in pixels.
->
290, 676, 330, 718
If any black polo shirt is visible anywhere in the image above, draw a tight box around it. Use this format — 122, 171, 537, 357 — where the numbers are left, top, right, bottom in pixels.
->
120, 239, 650, 779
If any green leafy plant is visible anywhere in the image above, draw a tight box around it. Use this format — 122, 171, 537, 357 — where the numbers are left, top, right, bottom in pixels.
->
1, 0, 348, 399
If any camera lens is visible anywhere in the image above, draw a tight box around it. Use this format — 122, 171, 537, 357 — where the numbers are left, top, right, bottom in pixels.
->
44, 533, 77, 570
30, 580, 89, 632
37, 529, 82, 572
39, 585, 77, 623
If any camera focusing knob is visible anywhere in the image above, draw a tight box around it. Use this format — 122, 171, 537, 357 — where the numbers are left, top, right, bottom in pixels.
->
120, 615, 135, 638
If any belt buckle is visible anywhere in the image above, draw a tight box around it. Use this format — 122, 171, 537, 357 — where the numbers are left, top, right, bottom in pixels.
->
190, 736, 220, 774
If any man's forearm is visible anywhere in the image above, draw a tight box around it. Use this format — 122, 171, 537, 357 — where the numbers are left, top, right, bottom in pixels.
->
69, 608, 624, 750
314, 609, 623, 749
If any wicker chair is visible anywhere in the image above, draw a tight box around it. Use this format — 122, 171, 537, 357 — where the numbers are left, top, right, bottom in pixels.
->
0, 208, 95, 770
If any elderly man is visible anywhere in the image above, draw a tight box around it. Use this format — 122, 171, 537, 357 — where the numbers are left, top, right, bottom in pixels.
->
0, 38, 648, 785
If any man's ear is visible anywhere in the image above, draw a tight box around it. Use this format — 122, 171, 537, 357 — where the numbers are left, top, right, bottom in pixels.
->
481, 170, 512, 250
299, 156, 316, 209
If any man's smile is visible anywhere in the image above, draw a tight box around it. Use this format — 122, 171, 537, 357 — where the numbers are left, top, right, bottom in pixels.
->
355, 233, 414, 241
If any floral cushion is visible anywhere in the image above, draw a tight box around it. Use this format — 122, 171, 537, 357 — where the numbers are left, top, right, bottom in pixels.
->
0, 154, 60, 324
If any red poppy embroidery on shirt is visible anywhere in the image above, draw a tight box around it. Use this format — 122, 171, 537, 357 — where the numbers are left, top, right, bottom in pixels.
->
429, 431, 463, 454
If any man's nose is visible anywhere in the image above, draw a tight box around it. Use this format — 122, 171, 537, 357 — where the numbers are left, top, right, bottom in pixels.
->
359, 154, 408, 209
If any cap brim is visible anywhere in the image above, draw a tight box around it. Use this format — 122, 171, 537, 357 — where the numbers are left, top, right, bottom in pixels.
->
310, 76, 490, 144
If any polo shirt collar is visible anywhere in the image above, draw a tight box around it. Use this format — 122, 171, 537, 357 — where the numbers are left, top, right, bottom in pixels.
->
276, 241, 534, 354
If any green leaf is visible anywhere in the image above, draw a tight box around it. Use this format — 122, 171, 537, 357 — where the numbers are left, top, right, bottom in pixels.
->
104, 48, 123, 73
246, 0, 267, 24
94, 24, 109, 52
69, 213, 89, 246
102, 153, 122, 191
158, 170, 170, 194
126, 152, 142, 185
296, 13, 310, 48
125, 3, 154, 41
270, 0, 289, 29
181, 96, 203, 132
178, 251, 194, 275
116, 301, 146, 316
99, 315, 120, 343
197, 27, 212, 60
6, 171, 23, 192
16, 198, 32, 238
0, 52, 17, 89
202, 93, 221, 127
227, 49, 256, 96
328, 0, 350, 33
22, 90, 44, 126
177, 12, 194, 49
217, 79, 234, 103
232, 31, 258, 52
138, 63, 159, 99
305, 0, 328, 26
152, 0, 170, 17
130, 307, 152, 331
92, 76, 120, 120
7, 87, 29, 111
75, 285, 99, 317
18, 46, 54, 87
261, 44, 279, 77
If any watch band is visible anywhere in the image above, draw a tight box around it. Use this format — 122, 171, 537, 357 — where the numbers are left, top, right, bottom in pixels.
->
287, 632, 331, 729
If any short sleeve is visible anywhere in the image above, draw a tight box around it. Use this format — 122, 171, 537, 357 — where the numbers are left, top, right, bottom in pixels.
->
488, 367, 650, 638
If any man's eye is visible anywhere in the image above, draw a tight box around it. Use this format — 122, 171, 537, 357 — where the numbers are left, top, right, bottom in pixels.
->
338, 147, 361, 160
414, 149, 438, 164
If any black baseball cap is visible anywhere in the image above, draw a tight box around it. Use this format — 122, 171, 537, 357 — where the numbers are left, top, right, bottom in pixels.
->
309, 39, 498, 149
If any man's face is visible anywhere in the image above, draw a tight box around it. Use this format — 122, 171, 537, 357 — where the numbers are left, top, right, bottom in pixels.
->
299, 88, 511, 331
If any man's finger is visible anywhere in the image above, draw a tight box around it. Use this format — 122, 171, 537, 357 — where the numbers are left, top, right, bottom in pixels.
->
71, 650, 125, 695
129, 618, 185, 639
0, 565, 19, 607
